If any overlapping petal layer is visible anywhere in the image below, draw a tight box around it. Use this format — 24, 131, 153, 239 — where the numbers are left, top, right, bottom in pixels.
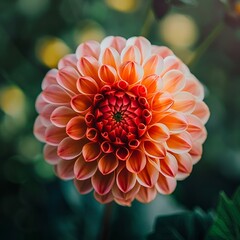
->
34, 36, 210, 206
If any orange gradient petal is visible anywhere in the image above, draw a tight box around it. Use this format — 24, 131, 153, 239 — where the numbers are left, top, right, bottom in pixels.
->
82, 142, 101, 162
98, 153, 119, 175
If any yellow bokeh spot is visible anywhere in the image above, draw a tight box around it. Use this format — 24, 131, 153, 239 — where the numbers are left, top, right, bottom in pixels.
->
234, 2, 240, 15
36, 37, 70, 68
159, 13, 198, 49
105, 0, 139, 13
0, 86, 26, 118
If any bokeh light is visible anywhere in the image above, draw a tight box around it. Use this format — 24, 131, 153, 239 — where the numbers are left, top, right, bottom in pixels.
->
35, 37, 70, 68
105, 0, 140, 13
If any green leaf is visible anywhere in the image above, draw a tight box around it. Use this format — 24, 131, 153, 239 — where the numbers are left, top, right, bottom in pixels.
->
148, 208, 213, 240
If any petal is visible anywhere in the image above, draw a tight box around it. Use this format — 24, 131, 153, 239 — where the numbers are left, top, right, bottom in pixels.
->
35, 93, 48, 113
189, 141, 202, 164
162, 70, 186, 93
41, 69, 58, 90
74, 178, 93, 194
136, 186, 157, 203
146, 123, 170, 142
54, 159, 75, 180
143, 141, 166, 159
91, 170, 115, 195
161, 56, 182, 76
167, 132, 192, 154
160, 152, 178, 177
50, 106, 76, 127
100, 47, 120, 69
156, 173, 177, 194
33, 116, 46, 142
121, 45, 141, 64
184, 75, 204, 100
56, 66, 79, 94
151, 91, 174, 112
76, 40, 100, 59
101, 36, 126, 53
137, 161, 159, 188
147, 157, 160, 171
57, 137, 83, 160
82, 142, 101, 162
98, 64, 117, 84
151, 45, 173, 58
66, 116, 87, 140
192, 101, 210, 125
172, 92, 196, 113
74, 155, 97, 180
43, 144, 61, 165
141, 74, 162, 94
45, 125, 67, 146
71, 94, 92, 114
116, 147, 130, 161
98, 153, 118, 175
42, 84, 71, 104
126, 149, 146, 173
119, 61, 144, 85
174, 153, 193, 180
94, 191, 114, 204
143, 55, 164, 77
76, 76, 99, 95
40, 104, 56, 127
160, 112, 188, 133
117, 167, 137, 193
58, 54, 77, 69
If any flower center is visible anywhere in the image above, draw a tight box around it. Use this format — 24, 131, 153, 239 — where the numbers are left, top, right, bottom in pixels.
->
113, 111, 122, 122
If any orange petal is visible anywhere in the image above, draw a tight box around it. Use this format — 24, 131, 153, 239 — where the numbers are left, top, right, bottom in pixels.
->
143, 141, 166, 158
40, 104, 56, 127
71, 94, 92, 114
58, 54, 77, 69
57, 137, 83, 160
74, 155, 97, 180
42, 84, 71, 104
141, 74, 162, 94
56, 66, 79, 94
100, 47, 120, 69
50, 106, 76, 127
151, 91, 174, 112
119, 61, 143, 85
160, 152, 178, 177
189, 141, 202, 164
74, 178, 93, 194
91, 170, 115, 195
45, 125, 67, 146
121, 45, 141, 64
126, 149, 146, 173
116, 147, 130, 161
98, 64, 117, 84
162, 70, 186, 93
174, 153, 193, 180
43, 144, 61, 165
98, 153, 118, 175
117, 167, 136, 193
137, 161, 159, 187
101, 36, 126, 53
33, 116, 46, 142
143, 55, 163, 77
76, 40, 100, 59
156, 173, 177, 195
41, 69, 58, 90
172, 92, 196, 113
76, 76, 99, 95
192, 101, 210, 125
94, 191, 114, 204
35, 93, 48, 114
136, 186, 157, 203
54, 159, 75, 180
146, 123, 170, 142
82, 142, 101, 162
151, 45, 173, 58
167, 132, 192, 154
184, 76, 204, 100
160, 112, 188, 134
160, 56, 182, 76
147, 157, 161, 171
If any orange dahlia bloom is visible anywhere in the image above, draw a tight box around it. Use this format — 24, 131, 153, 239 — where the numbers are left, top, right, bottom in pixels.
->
34, 36, 210, 206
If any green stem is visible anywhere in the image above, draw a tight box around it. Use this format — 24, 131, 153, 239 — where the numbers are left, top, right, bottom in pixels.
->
140, 2, 155, 37
99, 203, 113, 240
188, 22, 225, 68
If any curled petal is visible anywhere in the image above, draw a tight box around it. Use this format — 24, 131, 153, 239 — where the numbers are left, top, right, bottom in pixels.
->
76, 40, 100, 59
174, 153, 193, 180
57, 137, 83, 160
136, 186, 157, 203
56, 66, 79, 94
98, 65, 117, 84
162, 70, 186, 93
128, 139, 140, 149
33, 116, 46, 142
172, 92, 196, 113
189, 141, 202, 164
184, 76, 204, 100
101, 141, 113, 153
98, 153, 118, 175
74, 155, 97, 180
192, 101, 210, 125
50, 106, 76, 127
167, 132, 192, 154
42, 84, 71, 104
126, 149, 146, 173
91, 170, 115, 195
151, 91, 174, 112
160, 153, 178, 177
101, 36, 126, 53
146, 123, 169, 142
86, 128, 99, 142
74, 178, 93, 194
119, 61, 144, 85
45, 125, 67, 146
54, 159, 75, 180
40, 104, 56, 127
143, 141, 166, 158
94, 191, 114, 204
117, 167, 136, 193
43, 144, 61, 165
160, 112, 188, 134
116, 147, 130, 161
143, 55, 164, 77
121, 45, 141, 64
41, 69, 58, 90
82, 142, 101, 162
58, 54, 77, 69
156, 173, 177, 195
71, 94, 92, 113
137, 162, 159, 188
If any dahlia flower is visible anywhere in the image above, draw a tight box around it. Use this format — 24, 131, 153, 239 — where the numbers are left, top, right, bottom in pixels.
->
34, 36, 210, 206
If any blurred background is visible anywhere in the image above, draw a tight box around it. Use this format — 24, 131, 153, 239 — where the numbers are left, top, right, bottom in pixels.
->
0, 0, 240, 239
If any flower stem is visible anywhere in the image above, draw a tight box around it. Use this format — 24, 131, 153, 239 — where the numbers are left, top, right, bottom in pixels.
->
188, 21, 225, 68
99, 203, 113, 240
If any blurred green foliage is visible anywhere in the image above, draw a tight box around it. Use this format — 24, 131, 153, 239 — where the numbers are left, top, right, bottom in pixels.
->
0, 0, 240, 239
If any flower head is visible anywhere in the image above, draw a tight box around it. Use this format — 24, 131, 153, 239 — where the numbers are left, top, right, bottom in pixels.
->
34, 36, 210, 206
